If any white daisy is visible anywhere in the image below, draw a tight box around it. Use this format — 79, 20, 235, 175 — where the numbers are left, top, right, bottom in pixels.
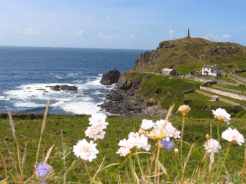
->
140, 119, 154, 130
212, 108, 231, 124
222, 127, 245, 146
73, 139, 99, 162
204, 139, 222, 153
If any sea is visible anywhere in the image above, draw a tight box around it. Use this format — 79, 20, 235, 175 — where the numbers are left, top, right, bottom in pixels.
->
0, 46, 146, 115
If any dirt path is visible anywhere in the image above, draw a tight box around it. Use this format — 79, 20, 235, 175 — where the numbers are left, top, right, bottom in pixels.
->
196, 89, 241, 106
228, 73, 246, 85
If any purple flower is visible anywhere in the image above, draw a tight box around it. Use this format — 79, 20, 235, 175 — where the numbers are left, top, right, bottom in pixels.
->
35, 163, 52, 178
160, 139, 174, 150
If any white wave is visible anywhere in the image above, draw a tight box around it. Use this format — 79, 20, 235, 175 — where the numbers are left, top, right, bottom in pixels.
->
14, 101, 46, 108
0, 96, 10, 101
66, 73, 79, 78
61, 101, 101, 115
54, 75, 63, 80
92, 90, 107, 95
72, 80, 84, 83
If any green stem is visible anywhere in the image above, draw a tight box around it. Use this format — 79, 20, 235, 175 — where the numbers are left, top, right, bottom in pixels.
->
181, 116, 185, 163
217, 121, 221, 143
213, 142, 231, 183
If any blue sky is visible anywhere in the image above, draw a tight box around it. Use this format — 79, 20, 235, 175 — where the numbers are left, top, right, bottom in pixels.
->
0, 0, 245, 50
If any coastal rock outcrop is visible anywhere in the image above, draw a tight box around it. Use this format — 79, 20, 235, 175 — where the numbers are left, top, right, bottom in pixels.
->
99, 71, 170, 117
100, 69, 121, 85
46, 85, 78, 91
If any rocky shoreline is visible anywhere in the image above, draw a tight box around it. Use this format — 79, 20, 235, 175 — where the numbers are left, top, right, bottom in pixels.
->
99, 69, 169, 118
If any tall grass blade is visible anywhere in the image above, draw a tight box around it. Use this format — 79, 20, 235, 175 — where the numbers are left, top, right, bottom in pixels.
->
35, 97, 51, 165
0, 152, 8, 179
44, 144, 55, 164
90, 157, 105, 184
8, 108, 23, 182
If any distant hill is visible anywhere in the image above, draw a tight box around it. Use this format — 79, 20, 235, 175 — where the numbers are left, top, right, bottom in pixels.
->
133, 37, 246, 74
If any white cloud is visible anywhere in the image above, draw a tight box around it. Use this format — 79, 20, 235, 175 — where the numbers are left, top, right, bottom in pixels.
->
127, 34, 137, 41
202, 34, 232, 42
97, 32, 121, 40
25, 28, 40, 36
76, 29, 85, 35
76, 29, 87, 40
169, 29, 176, 39
105, 15, 113, 21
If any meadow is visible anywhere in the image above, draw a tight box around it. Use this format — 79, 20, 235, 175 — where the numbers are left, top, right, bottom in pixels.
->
0, 102, 246, 183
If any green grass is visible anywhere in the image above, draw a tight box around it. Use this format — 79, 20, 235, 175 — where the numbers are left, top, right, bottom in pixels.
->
1, 114, 246, 183
214, 84, 246, 91
199, 89, 246, 107
216, 76, 237, 83
235, 72, 246, 78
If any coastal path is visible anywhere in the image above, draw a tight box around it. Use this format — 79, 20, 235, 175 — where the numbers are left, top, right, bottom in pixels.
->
196, 89, 241, 106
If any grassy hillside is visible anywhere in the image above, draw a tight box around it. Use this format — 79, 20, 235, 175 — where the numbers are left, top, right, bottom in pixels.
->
121, 71, 246, 118
133, 37, 246, 74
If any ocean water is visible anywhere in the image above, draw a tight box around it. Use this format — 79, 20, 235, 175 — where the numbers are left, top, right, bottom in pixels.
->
0, 46, 145, 115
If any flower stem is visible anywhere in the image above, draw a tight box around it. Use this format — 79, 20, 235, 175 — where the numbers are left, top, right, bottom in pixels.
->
217, 121, 220, 143
154, 140, 161, 184
214, 142, 231, 183
181, 116, 185, 162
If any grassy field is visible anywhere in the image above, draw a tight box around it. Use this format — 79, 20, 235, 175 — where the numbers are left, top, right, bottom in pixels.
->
235, 72, 246, 78
214, 84, 246, 92
216, 76, 237, 83
121, 71, 246, 119
1, 113, 246, 183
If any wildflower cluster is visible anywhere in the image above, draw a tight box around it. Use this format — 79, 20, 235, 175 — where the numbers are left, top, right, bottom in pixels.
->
203, 108, 245, 155
85, 113, 109, 141
73, 113, 108, 162
117, 118, 181, 157
116, 132, 151, 156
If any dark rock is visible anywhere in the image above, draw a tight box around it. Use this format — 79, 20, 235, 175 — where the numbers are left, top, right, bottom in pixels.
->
46, 85, 60, 91
60, 85, 78, 90
46, 85, 77, 91
100, 69, 121, 85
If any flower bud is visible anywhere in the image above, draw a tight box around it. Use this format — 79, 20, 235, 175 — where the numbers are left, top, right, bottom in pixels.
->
178, 105, 191, 117
174, 148, 179, 155
206, 134, 210, 140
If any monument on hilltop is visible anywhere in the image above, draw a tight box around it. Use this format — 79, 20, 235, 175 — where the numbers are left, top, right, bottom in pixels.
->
187, 28, 190, 38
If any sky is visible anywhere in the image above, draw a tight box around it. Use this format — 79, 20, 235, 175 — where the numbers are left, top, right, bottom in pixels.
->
0, 0, 245, 50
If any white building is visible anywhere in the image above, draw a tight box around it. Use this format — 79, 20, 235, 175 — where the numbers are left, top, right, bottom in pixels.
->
202, 64, 220, 76
162, 68, 177, 76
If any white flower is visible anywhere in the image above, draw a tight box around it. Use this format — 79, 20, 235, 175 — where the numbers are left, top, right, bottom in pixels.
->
173, 129, 181, 139
204, 139, 221, 153
89, 113, 108, 130
149, 128, 167, 141
178, 105, 191, 116
154, 119, 166, 129
212, 108, 231, 124
222, 127, 245, 146
117, 132, 151, 157
73, 139, 99, 162
153, 120, 180, 140
85, 113, 108, 140
116, 147, 131, 157
140, 119, 154, 130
